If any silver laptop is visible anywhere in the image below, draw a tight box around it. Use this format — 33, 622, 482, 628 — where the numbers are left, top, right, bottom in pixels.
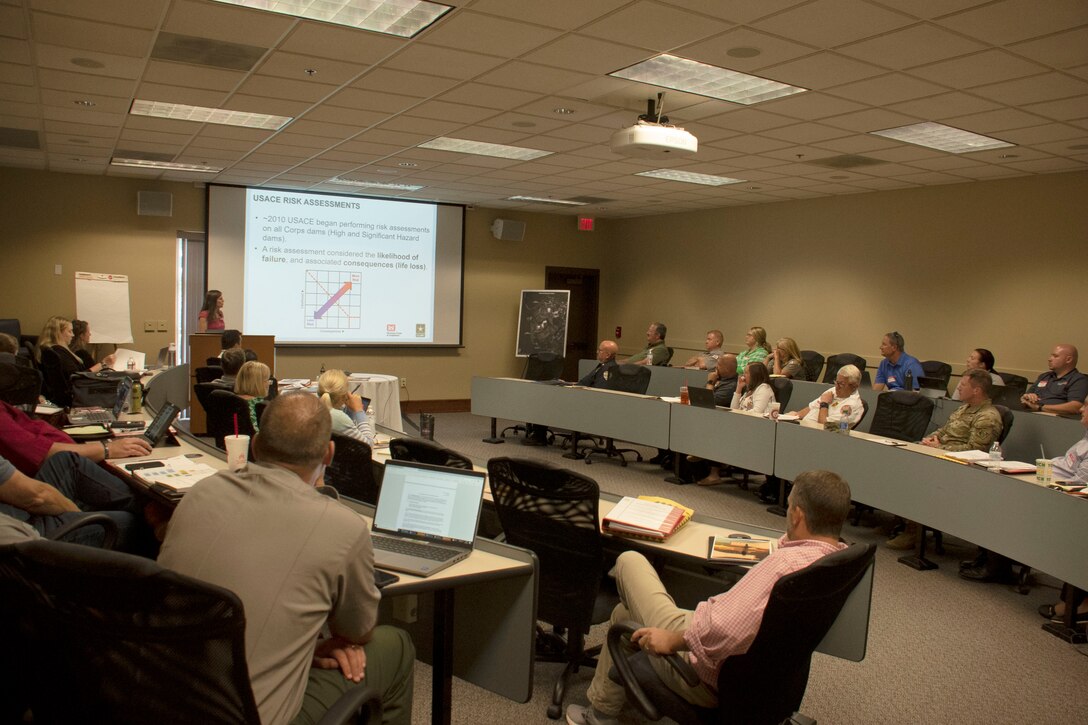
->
69, 376, 133, 424
371, 459, 486, 577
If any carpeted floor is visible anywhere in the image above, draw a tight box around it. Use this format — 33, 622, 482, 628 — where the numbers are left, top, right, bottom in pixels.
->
397, 412, 1087, 725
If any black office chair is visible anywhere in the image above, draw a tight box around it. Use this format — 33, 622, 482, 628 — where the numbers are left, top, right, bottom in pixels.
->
205, 389, 257, 449
851, 392, 934, 527
770, 377, 793, 410
486, 457, 618, 719
195, 365, 224, 384
326, 433, 381, 504
799, 350, 824, 383
389, 437, 473, 470
0, 357, 42, 408
822, 353, 866, 384
501, 353, 566, 440
581, 364, 652, 467
868, 391, 934, 442
994, 372, 1030, 410
0, 539, 381, 725
205, 356, 224, 367
38, 345, 73, 407
920, 360, 952, 395
607, 543, 875, 724
659, 347, 674, 366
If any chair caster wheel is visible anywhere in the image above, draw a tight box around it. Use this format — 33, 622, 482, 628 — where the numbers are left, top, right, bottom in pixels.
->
547, 704, 561, 719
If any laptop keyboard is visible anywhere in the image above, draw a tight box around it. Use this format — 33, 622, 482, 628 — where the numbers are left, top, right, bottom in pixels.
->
373, 535, 463, 562
72, 410, 112, 423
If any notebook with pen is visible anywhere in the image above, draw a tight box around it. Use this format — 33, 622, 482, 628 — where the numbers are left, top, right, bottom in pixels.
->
370, 459, 486, 577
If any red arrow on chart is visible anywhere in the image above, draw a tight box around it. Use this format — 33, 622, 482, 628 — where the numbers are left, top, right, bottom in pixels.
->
314, 280, 353, 319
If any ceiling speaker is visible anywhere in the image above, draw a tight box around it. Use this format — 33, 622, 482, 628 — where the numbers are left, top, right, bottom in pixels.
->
491, 218, 525, 241
138, 191, 173, 217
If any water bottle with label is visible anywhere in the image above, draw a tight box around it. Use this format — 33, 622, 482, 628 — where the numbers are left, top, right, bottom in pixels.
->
988, 441, 1003, 462
127, 357, 136, 372
838, 406, 850, 435
167, 342, 177, 367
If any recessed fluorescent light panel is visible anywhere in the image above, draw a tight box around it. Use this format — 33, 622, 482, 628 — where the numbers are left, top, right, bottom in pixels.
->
636, 169, 745, 186
211, 0, 452, 38
870, 122, 1014, 154
330, 178, 424, 191
610, 54, 806, 105
418, 137, 552, 161
111, 158, 222, 172
130, 99, 291, 130
506, 195, 586, 206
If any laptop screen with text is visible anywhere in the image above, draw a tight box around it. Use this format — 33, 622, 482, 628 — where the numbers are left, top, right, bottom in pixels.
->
374, 460, 484, 545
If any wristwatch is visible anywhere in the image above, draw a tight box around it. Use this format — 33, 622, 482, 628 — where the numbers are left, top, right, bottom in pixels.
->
819, 402, 830, 409
101, 439, 110, 459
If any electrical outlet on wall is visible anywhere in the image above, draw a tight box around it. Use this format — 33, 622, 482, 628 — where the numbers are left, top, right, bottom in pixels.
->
156, 320, 168, 331
143, 321, 155, 332
400, 377, 407, 389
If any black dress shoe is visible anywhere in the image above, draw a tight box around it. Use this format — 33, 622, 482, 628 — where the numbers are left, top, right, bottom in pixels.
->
959, 551, 987, 570
648, 451, 670, 465
959, 564, 1011, 583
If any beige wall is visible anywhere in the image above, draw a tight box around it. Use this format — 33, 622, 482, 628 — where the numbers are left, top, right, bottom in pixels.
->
602, 171, 1088, 379
0, 168, 608, 399
3, 167, 1085, 397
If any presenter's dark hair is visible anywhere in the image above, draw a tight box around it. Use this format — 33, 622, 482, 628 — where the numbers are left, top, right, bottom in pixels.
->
200, 290, 223, 323
652, 322, 666, 340
975, 348, 995, 371
220, 329, 242, 349
789, 470, 851, 537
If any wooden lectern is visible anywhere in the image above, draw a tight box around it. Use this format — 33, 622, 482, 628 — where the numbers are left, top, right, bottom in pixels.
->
188, 334, 276, 435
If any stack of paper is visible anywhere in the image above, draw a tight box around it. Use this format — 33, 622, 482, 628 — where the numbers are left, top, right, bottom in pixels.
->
603, 496, 692, 542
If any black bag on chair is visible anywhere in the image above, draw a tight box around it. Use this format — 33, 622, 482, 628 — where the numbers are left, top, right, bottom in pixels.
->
69, 370, 138, 407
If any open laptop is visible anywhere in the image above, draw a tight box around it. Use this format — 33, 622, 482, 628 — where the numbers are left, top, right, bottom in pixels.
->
68, 376, 133, 424
370, 459, 486, 577
687, 385, 718, 409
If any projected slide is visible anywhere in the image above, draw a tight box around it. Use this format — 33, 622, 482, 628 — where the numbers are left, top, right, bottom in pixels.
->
242, 189, 437, 343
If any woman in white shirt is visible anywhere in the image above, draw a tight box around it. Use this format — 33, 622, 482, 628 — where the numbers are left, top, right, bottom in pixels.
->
318, 369, 376, 445
699, 362, 775, 486
731, 361, 775, 414
951, 348, 1004, 400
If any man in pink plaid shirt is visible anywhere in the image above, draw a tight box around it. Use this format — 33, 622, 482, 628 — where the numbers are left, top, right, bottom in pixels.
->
567, 470, 851, 725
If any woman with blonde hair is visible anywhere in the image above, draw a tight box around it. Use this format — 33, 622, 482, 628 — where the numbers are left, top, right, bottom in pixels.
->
736, 326, 771, 374
37, 315, 114, 372
234, 360, 270, 431
318, 369, 376, 445
770, 336, 805, 380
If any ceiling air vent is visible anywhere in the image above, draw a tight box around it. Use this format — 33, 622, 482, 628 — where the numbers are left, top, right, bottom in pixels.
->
152, 32, 266, 72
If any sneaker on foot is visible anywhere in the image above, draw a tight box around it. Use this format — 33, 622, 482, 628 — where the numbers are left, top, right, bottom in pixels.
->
566, 704, 620, 725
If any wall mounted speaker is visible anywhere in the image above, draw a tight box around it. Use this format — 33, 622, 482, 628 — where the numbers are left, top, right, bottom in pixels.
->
491, 218, 525, 241
138, 191, 173, 217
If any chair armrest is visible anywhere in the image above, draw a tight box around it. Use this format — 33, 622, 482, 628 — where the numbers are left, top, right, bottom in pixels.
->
316, 683, 382, 725
607, 621, 702, 720
47, 513, 119, 550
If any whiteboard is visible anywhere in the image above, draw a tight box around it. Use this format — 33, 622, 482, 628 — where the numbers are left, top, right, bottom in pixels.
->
75, 271, 133, 344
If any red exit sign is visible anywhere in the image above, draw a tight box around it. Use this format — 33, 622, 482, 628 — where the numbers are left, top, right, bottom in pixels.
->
577, 216, 594, 231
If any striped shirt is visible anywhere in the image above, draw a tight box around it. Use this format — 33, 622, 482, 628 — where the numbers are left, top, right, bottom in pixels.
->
683, 535, 846, 687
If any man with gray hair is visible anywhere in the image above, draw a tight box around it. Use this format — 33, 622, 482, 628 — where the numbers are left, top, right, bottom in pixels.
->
159, 392, 415, 725
873, 331, 924, 391
791, 364, 864, 429
566, 471, 851, 725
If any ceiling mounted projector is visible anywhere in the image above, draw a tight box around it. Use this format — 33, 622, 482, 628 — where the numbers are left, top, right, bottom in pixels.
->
610, 95, 698, 158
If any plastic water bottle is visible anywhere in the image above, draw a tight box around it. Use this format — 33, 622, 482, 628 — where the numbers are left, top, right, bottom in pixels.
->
838, 406, 850, 435
989, 441, 1003, 462
904, 371, 913, 391
167, 342, 177, 367
126, 358, 136, 372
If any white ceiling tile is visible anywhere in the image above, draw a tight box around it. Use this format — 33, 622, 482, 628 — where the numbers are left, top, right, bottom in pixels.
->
384, 43, 505, 80
866, 1, 995, 21
0, 82, 37, 104
421, 11, 563, 58
465, 0, 630, 30
909, 50, 1049, 88
1003, 156, 1086, 172
521, 35, 649, 75
352, 68, 459, 97
279, 21, 407, 65
756, 92, 868, 121
836, 23, 986, 68
32, 0, 168, 29
136, 82, 228, 108
163, 0, 293, 47
661, 0, 810, 25
752, 0, 916, 49
579, 1, 730, 52
887, 91, 1002, 120
822, 107, 922, 132
827, 72, 947, 105
1021, 97, 1088, 122
438, 82, 540, 111
255, 52, 366, 86
222, 93, 310, 117
33, 44, 145, 80
0, 7, 29, 41
760, 122, 851, 144
476, 62, 594, 95
699, 108, 797, 133
998, 122, 1086, 145
971, 72, 1088, 106
942, 108, 1052, 133
1008, 27, 1088, 70
238, 74, 337, 103
31, 12, 153, 57
759, 52, 886, 90
675, 27, 814, 73
938, 0, 1088, 46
